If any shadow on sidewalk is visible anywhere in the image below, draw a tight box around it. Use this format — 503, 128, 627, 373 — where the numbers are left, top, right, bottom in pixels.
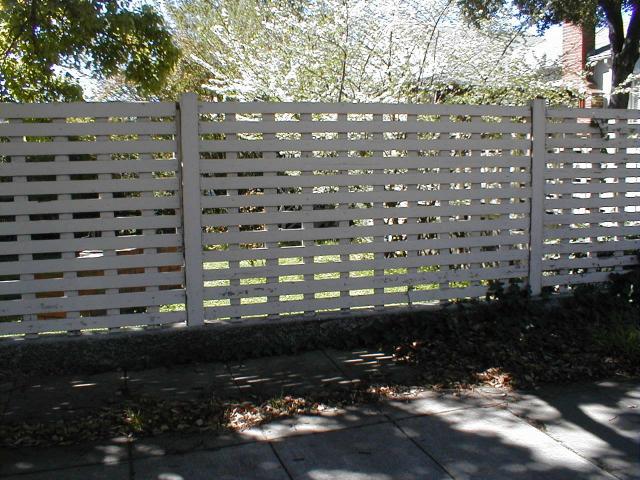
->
0, 349, 637, 479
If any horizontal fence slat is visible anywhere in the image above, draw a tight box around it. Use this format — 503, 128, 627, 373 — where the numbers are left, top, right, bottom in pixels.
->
543, 225, 639, 240
204, 265, 527, 298
200, 155, 531, 173
1, 140, 176, 156
541, 271, 616, 287
543, 211, 640, 225
542, 254, 638, 270
544, 196, 640, 209
200, 171, 530, 190
0, 290, 185, 316
0, 159, 179, 177
199, 102, 528, 118
546, 152, 639, 163
2, 252, 183, 276
203, 285, 490, 319
545, 138, 640, 149
203, 235, 528, 281
199, 102, 530, 116
543, 239, 640, 254
204, 287, 487, 320
544, 167, 640, 180
199, 138, 531, 153
0, 234, 182, 256
199, 120, 531, 135
0, 120, 176, 137
545, 182, 640, 195
0, 178, 180, 196
546, 107, 640, 119
204, 218, 529, 245
0, 102, 176, 119
203, 244, 528, 266
0, 196, 180, 216
546, 124, 640, 135
1, 272, 184, 295
0, 311, 185, 336
202, 188, 532, 209
202, 203, 530, 227
1, 215, 180, 236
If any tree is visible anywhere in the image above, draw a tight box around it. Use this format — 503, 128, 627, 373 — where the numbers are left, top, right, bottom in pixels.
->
0, 0, 179, 102
458, 0, 640, 108
160, 0, 572, 105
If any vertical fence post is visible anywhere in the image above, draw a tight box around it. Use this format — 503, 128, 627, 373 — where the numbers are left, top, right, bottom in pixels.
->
528, 98, 546, 296
179, 93, 205, 326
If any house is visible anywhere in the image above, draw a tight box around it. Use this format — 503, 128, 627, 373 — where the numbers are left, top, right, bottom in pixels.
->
561, 22, 640, 108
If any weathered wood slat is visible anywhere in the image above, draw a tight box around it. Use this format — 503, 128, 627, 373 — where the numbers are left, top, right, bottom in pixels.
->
545, 137, 640, 149
0, 234, 182, 256
200, 155, 531, 173
203, 235, 528, 280
0, 178, 180, 196
1, 272, 184, 295
544, 196, 640, 209
0, 159, 179, 176
200, 102, 530, 116
547, 107, 640, 119
546, 123, 640, 134
202, 188, 532, 209
0, 311, 185, 336
544, 167, 640, 180
202, 244, 528, 265
200, 171, 529, 190
0, 120, 176, 137
202, 204, 529, 227
204, 218, 529, 246
541, 271, 616, 287
200, 138, 531, 153
543, 239, 640, 254
1, 139, 176, 156
0, 290, 185, 316
203, 285, 490, 319
0, 102, 176, 119
200, 120, 530, 135
542, 254, 637, 270
543, 211, 640, 225
2, 252, 183, 276
546, 152, 639, 162
1, 214, 180, 236
202, 203, 530, 227
545, 182, 640, 195
0, 195, 180, 216
544, 225, 638, 239
204, 265, 527, 298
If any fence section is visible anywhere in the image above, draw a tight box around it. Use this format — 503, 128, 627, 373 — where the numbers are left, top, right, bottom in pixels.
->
0, 102, 186, 335
198, 103, 532, 321
0, 99, 639, 336
542, 108, 640, 289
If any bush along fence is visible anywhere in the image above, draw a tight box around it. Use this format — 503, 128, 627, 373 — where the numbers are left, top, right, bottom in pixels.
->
0, 95, 638, 337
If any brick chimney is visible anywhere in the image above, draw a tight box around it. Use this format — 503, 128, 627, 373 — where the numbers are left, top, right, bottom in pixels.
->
562, 22, 600, 106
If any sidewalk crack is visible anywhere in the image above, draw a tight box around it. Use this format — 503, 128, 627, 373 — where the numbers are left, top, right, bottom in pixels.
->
269, 441, 294, 480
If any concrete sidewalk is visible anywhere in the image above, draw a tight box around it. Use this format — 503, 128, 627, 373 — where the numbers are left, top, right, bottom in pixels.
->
1, 349, 638, 479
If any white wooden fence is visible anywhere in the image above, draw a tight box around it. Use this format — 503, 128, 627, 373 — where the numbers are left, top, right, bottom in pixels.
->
0, 95, 638, 337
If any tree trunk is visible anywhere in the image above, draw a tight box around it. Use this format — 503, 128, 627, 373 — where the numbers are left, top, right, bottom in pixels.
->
601, 0, 640, 109
609, 51, 635, 108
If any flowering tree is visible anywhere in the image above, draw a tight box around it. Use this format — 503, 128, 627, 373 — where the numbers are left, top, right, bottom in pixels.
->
458, 0, 640, 109
161, 0, 573, 104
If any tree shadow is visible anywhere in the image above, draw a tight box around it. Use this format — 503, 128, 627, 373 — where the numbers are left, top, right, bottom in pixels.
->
2, 347, 636, 479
